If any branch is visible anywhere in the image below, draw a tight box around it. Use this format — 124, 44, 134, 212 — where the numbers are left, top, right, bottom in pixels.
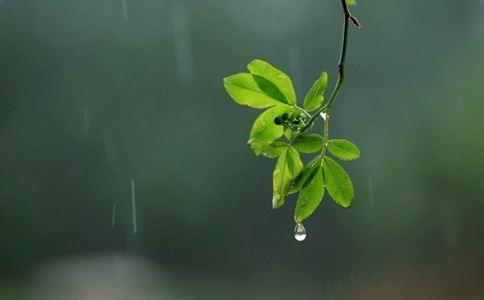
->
301, 0, 359, 133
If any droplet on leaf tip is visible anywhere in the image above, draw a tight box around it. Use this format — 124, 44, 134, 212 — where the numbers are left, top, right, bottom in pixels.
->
294, 222, 307, 241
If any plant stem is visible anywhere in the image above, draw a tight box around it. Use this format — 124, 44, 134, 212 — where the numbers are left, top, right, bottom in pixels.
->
293, 105, 311, 118
302, 0, 356, 133
320, 114, 330, 164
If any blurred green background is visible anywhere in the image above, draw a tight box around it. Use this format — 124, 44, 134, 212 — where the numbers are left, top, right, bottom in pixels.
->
1, 0, 483, 299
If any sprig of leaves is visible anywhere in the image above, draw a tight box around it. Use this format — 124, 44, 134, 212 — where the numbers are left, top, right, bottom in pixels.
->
223, 0, 361, 238
223, 59, 360, 224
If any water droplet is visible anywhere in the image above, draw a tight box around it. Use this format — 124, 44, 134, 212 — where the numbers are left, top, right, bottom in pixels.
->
294, 223, 307, 241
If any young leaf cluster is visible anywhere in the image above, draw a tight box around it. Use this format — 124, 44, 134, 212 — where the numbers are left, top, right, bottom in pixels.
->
223, 59, 360, 224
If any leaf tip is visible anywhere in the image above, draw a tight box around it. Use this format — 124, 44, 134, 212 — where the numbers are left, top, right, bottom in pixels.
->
342, 200, 353, 209
247, 58, 265, 70
272, 194, 283, 209
222, 76, 231, 86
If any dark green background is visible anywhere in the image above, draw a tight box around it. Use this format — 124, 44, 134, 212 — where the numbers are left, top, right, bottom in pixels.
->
1, 0, 483, 299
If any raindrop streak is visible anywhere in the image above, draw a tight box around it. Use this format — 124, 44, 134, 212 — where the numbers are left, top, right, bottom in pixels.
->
294, 223, 307, 241
130, 180, 137, 234
121, 0, 128, 19
111, 204, 116, 227
171, 3, 194, 83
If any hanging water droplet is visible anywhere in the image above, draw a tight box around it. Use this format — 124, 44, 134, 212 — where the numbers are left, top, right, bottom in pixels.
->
294, 223, 307, 241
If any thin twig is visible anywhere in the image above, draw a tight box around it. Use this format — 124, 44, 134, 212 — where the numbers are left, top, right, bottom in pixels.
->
302, 0, 358, 133
319, 114, 330, 166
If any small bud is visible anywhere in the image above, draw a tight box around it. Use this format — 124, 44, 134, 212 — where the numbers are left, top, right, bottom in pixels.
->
349, 15, 361, 28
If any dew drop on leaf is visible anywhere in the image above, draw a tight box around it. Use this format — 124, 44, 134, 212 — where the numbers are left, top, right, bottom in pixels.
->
294, 222, 307, 241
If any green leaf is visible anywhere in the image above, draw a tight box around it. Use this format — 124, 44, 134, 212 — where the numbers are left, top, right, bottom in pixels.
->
257, 141, 289, 158
294, 167, 325, 222
293, 134, 324, 153
248, 106, 295, 153
273, 146, 303, 209
247, 59, 296, 105
323, 157, 354, 208
223, 73, 290, 109
327, 139, 360, 161
346, 0, 357, 6
287, 147, 303, 179
303, 72, 328, 111
284, 128, 292, 140
290, 155, 321, 194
